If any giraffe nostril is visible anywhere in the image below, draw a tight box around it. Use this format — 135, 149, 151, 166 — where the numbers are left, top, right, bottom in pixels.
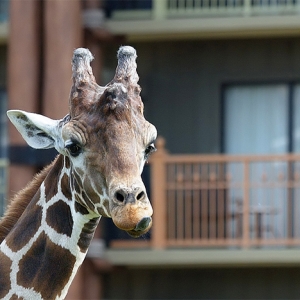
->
115, 192, 125, 202
114, 189, 146, 204
137, 191, 145, 201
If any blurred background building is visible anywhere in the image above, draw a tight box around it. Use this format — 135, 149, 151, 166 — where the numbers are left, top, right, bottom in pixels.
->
2, 0, 300, 299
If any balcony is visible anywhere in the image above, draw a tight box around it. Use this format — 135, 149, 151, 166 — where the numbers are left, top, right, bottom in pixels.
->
107, 137, 300, 260
103, 0, 300, 41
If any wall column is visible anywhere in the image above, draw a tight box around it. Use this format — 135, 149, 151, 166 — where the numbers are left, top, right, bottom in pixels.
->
8, 0, 42, 198
43, 0, 82, 119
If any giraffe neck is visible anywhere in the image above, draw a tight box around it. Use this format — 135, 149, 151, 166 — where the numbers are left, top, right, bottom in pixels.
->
0, 155, 100, 300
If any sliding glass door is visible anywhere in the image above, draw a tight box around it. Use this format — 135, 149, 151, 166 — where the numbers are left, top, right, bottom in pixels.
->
223, 83, 300, 240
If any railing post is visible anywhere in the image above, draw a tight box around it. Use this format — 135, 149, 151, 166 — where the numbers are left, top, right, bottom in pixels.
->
243, 0, 252, 16
242, 160, 250, 248
153, 0, 167, 20
150, 136, 168, 249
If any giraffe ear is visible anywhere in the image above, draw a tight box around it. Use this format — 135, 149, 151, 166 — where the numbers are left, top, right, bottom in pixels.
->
7, 110, 61, 150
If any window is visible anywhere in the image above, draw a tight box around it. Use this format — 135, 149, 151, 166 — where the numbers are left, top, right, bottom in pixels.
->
293, 85, 300, 152
223, 83, 300, 155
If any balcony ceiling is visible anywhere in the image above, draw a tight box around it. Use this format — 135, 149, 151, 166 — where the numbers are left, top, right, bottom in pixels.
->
105, 15, 300, 42
104, 248, 300, 268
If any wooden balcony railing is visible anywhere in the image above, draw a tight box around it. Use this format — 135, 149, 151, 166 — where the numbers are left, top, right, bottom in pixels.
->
108, 0, 300, 20
111, 137, 300, 249
166, 0, 300, 18
104, 0, 300, 42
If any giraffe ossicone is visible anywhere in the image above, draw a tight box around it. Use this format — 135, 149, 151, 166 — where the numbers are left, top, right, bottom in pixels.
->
0, 46, 157, 299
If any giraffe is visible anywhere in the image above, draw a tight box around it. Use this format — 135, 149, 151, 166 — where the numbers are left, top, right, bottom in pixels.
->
0, 46, 157, 299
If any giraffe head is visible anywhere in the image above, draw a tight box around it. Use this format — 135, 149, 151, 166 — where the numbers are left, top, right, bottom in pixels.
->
7, 46, 157, 238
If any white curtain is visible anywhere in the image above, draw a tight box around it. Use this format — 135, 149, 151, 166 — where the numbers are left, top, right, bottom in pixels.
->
224, 84, 289, 239
224, 84, 289, 155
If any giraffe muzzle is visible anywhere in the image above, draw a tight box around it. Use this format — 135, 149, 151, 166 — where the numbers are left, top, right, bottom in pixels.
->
110, 186, 153, 237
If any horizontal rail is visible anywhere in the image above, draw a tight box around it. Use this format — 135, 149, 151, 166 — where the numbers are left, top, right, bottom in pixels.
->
154, 153, 300, 163
167, 238, 300, 247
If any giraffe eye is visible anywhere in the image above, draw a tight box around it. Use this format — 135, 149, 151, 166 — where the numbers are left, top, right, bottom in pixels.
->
66, 142, 82, 157
145, 143, 156, 159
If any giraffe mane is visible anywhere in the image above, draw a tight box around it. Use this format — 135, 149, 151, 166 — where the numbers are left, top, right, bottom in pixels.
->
0, 157, 58, 243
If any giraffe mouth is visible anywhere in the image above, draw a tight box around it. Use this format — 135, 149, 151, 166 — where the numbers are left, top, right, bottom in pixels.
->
126, 217, 152, 238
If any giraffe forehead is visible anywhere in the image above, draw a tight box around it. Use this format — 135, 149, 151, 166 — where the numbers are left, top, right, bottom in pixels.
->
68, 110, 148, 146
66, 80, 147, 147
